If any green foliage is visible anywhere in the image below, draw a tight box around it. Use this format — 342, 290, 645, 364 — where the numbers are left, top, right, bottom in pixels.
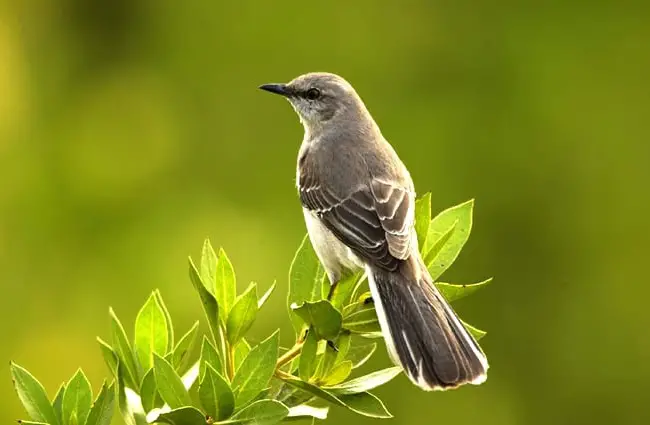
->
342, 302, 381, 334
231, 399, 289, 424
199, 336, 223, 378
232, 332, 279, 408
199, 363, 234, 420
139, 369, 158, 413
109, 308, 142, 389
436, 278, 493, 303
10, 195, 491, 425
10, 362, 59, 425
85, 382, 115, 425
279, 376, 392, 418
134, 294, 169, 371
61, 369, 92, 425
288, 236, 327, 331
155, 407, 205, 425
423, 199, 473, 280
414, 192, 432, 249
188, 255, 220, 344
323, 367, 403, 395
171, 321, 200, 373
290, 300, 342, 340
153, 354, 193, 408
96, 338, 118, 376
52, 384, 65, 425
227, 283, 259, 345
215, 247, 237, 322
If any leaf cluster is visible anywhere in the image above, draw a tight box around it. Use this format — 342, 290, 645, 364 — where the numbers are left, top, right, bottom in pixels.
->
10, 195, 491, 424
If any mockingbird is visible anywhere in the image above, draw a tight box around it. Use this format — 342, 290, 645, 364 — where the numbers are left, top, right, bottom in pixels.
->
260, 72, 488, 391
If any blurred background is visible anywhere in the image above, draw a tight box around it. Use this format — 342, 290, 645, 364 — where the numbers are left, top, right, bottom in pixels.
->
1, 0, 649, 424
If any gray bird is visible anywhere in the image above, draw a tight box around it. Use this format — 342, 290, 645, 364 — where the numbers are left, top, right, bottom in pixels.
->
260, 72, 488, 390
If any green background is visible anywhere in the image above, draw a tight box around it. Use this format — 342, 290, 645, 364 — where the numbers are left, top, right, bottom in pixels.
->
1, 1, 648, 424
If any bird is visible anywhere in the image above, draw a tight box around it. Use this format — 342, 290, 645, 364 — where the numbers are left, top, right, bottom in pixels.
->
259, 72, 488, 391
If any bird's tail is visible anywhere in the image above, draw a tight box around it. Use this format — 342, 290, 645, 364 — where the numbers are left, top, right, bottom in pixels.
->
366, 257, 488, 390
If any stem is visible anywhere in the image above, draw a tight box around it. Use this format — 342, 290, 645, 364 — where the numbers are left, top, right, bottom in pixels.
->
276, 342, 303, 368
218, 323, 235, 380
275, 326, 309, 370
228, 344, 236, 381
274, 369, 295, 380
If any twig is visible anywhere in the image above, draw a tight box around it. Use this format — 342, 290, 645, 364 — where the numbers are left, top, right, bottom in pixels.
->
276, 342, 303, 368
228, 344, 236, 381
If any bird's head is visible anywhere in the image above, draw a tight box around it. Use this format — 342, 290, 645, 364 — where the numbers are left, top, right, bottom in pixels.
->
259, 72, 368, 132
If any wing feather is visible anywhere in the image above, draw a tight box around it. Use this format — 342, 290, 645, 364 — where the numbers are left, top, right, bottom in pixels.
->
298, 165, 414, 270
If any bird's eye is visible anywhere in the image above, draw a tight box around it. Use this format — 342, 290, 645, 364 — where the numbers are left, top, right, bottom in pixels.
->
305, 88, 321, 100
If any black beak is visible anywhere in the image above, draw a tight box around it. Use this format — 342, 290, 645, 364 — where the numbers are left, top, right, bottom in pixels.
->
259, 83, 290, 97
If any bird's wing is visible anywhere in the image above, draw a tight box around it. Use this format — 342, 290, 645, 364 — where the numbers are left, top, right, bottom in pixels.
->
299, 165, 414, 271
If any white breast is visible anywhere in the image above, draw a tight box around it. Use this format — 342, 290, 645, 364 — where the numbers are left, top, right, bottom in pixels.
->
302, 208, 363, 284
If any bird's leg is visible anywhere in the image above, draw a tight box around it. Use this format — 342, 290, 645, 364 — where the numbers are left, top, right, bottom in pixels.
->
327, 282, 339, 301
326, 272, 340, 301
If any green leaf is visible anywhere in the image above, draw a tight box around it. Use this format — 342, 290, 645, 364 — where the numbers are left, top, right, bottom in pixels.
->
62, 369, 92, 425
325, 367, 402, 394
52, 384, 64, 425
321, 361, 353, 386
315, 342, 338, 380
334, 332, 351, 364
139, 368, 158, 413
423, 221, 456, 266
279, 376, 391, 418
232, 331, 279, 408
189, 258, 221, 344
346, 343, 377, 369
299, 328, 319, 381
135, 293, 169, 371
117, 364, 147, 425
96, 338, 118, 376
109, 307, 141, 388
179, 361, 201, 395
341, 301, 360, 318
199, 363, 235, 421
290, 300, 342, 340
287, 404, 329, 420
337, 392, 392, 419
15, 422, 49, 424
153, 354, 192, 408
436, 278, 493, 303
154, 289, 175, 349
348, 275, 369, 306
288, 235, 327, 331
234, 339, 251, 370
415, 192, 432, 249
227, 282, 259, 345
425, 199, 474, 280
329, 272, 362, 309
201, 239, 218, 294
342, 305, 380, 334
200, 336, 223, 379
172, 321, 200, 373
86, 382, 115, 425
215, 247, 237, 322
10, 362, 59, 425
156, 407, 206, 425
462, 320, 487, 340
230, 399, 289, 425
258, 281, 276, 308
